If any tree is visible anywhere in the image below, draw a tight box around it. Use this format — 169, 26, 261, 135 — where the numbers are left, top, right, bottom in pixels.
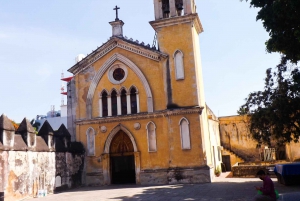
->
238, 60, 300, 145
239, 0, 300, 145
30, 119, 40, 133
10, 119, 19, 130
244, 0, 300, 63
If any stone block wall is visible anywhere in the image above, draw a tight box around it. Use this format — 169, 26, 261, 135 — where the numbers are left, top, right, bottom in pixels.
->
138, 166, 212, 185
0, 114, 85, 201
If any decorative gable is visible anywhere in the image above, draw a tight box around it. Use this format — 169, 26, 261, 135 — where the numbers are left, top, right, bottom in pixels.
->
68, 36, 168, 75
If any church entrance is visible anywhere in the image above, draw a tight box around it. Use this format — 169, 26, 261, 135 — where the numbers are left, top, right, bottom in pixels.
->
110, 130, 136, 184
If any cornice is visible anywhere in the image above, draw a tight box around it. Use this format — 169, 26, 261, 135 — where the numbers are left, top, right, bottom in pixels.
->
75, 106, 204, 125
149, 13, 204, 34
68, 37, 168, 75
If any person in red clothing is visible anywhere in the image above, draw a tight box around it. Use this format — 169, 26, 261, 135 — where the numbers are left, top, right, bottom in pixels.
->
253, 170, 277, 201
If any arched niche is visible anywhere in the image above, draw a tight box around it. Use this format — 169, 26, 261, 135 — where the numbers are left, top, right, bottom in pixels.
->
103, 124, 138, 154
179, 117, 191, 149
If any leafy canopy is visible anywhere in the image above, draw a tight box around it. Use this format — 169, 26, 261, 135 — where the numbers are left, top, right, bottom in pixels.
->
238, 60, 300, 145
244, 0, 300, 63
239, 0, 300, 145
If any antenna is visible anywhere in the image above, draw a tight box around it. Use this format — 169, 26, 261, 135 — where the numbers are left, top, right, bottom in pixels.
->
51, 105, 55, 117
61, 71, 65, 106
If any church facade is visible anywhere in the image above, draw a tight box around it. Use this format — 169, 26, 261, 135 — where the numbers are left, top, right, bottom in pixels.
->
67, 0, 221, 185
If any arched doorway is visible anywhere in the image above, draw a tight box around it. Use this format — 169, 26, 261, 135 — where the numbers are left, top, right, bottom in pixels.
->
110, 130, 136, 184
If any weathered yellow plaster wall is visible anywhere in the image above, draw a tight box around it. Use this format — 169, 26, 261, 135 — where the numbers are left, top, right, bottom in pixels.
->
219, 115, 260, 161
157, 23, 198, 107
286, 142, 300, 161
74, 48, 168, 120
79, 112, 205, 176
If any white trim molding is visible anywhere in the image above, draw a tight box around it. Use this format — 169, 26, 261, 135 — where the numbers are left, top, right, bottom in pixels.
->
146, 121, 157, 152
68, 38, 168, 75
86, 127, 96, 156
174, 49, 184, 80
107, 64, 128, 84
86, 53, 153, 118
179, 117, 191, 150
103, 124, 138, 154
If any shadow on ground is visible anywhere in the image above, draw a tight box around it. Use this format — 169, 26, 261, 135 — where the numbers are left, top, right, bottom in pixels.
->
55, 181, 300, 201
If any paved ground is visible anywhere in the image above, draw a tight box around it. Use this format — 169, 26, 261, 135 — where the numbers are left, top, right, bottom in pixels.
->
23, 173, 300, 201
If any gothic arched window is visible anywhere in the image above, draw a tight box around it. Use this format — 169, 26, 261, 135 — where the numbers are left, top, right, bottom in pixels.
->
162, 0, 170, 18
130, 87, 138, 114
146, 121, 157, 152
174, 50, 184, 80
121, 89, 127, 115
179, 117, 190, 149
111, 90, 118, 116
102, 91, 108, 117
86, 127, 95, 156
175, 0, 184, 16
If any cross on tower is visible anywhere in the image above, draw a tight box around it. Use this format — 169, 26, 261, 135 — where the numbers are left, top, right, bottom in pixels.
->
113, 5, 120, 21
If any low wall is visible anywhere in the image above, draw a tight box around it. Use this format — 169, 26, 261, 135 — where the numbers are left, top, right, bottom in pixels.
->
232, 161, 288, 178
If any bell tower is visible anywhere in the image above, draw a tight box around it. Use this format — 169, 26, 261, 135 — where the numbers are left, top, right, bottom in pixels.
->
150, 0, 203, 108
153, 0, 196, 19
150, 0, 213, 166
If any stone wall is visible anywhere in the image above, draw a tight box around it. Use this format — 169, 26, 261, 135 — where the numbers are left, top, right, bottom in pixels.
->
286, 142, 300, 162
0, 114, 84, 201
219, 115, 261, 161
219, 115, 300, 165
231, 161, 287, 177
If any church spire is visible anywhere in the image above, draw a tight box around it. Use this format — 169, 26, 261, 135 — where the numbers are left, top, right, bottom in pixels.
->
109, 5, 124, 37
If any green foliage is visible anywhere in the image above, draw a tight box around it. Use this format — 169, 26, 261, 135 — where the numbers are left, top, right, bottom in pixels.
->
240, 0, 300, 145
243, 0, 300, 63
215, 165, 221, 176
30, 119, 40, 133
239, 59, 300, 145
69, 142, 85, 154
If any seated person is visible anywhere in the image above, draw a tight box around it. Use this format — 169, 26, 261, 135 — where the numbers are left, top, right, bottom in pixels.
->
253, 170, 276, 201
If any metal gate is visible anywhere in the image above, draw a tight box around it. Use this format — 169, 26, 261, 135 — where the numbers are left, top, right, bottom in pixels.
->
264, 148, 276, 161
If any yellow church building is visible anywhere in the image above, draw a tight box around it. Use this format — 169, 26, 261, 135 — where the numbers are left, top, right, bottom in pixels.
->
67, 0, 221, 185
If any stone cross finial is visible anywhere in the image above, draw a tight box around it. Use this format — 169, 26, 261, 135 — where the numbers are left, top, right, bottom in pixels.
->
113, 5, 120, 21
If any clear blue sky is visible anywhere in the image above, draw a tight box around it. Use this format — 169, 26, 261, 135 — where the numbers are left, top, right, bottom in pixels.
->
0, 0, 280, 122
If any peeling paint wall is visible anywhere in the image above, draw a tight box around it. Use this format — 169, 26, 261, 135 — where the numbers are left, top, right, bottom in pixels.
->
67, 79, 77, 142
286, 142, 300, 162
219, 116, 260, 161
0, 151, 84, 201
219, 115, 300, 163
